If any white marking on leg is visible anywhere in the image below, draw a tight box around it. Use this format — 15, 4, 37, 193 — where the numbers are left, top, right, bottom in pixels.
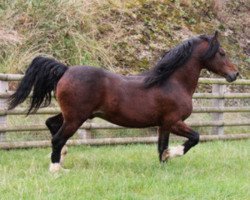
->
169, 145, 184, 158
49, 163, 61, 173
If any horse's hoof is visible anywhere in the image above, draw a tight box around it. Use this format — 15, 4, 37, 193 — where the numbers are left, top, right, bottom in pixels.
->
49, 163, 62, 173
49, 163, 70, 173
160, 160, 168, 165
161, 149, 170, 162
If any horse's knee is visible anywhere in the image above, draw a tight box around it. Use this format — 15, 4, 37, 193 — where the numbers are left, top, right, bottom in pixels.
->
182, 131, 200, 155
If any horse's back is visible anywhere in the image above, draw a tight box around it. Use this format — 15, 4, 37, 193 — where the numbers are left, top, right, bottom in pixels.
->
55, 66, 141, 113
63, 65, 106, 81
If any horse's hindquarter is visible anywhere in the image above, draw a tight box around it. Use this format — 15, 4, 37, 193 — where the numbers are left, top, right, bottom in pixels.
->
56, 66, 107, 120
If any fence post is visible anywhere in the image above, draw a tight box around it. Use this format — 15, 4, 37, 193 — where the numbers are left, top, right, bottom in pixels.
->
212, 84, 226, 135
0, 80, 8, 141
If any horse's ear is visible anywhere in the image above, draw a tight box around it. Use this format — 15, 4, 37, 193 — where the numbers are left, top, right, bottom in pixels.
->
211, 30, 219, 44
214, 30, 219, 39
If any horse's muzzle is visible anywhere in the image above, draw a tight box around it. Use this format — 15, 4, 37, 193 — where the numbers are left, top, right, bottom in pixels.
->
226, 72, 239, 82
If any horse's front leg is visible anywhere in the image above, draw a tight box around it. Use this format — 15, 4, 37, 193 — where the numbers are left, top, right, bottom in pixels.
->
157, 127, 170, 162
161, 120, 200, 162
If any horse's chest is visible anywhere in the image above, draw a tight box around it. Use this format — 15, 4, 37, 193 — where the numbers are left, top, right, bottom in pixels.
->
160, 95, 193, 119
176, 100, 193, 120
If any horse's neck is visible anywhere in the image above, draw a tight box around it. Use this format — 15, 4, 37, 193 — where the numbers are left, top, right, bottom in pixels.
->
169, 60, 202, 96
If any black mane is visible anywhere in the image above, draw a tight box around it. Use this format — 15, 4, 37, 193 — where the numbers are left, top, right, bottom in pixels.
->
144, 34, 220, 88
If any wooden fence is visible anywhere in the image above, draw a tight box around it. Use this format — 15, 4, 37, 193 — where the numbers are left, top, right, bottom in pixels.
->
0, 73, 250, 149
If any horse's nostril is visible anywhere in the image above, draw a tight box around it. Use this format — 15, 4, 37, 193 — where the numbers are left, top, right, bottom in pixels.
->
236, 72, 239, 77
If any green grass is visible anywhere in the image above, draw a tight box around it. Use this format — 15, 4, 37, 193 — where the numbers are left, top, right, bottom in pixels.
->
0, 140, 249, 200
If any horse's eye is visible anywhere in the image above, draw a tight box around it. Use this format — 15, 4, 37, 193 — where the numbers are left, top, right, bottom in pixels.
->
219, 51, 225, 56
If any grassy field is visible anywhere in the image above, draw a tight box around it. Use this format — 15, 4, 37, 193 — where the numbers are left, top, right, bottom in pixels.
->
0, 140, 249, 200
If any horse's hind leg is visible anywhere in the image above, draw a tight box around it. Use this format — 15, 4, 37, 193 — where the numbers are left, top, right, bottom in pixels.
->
45, 113, 68, 165
49, 115, 88, 173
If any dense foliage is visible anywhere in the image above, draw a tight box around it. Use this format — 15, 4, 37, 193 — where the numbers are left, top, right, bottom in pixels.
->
0, 0, 249, 77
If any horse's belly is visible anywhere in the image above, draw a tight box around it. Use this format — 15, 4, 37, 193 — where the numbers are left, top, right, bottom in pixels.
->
103, 117, 157, 128
91, 110, 158, 128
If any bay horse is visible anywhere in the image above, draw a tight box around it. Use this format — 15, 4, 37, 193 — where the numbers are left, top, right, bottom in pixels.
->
8, 31, 239, 173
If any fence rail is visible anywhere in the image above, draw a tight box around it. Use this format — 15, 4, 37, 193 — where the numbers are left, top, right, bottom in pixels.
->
0, 120, 250, 133
0, 73, 249, 149
1, 134, 250, 150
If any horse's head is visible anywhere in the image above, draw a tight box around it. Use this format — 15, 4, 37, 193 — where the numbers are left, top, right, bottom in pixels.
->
200, 31, 239, 82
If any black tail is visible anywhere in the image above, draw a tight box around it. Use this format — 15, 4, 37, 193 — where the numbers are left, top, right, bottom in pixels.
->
8, 56, 68, 115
